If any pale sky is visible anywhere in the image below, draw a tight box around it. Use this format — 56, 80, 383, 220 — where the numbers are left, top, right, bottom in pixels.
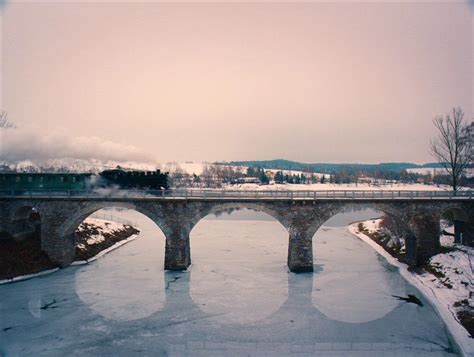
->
0, 1, 473, 164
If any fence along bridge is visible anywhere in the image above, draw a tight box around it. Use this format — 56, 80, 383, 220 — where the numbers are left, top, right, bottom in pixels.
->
1, 189, 473, 273
1, 188, 474, 200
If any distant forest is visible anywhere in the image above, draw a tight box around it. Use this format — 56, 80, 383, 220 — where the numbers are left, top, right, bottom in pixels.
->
227, 159, 445, 173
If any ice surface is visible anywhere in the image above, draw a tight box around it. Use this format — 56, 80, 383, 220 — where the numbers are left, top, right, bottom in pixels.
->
312, 226, 406, 324
190, 219, 289, 324
0, 209, 459, 356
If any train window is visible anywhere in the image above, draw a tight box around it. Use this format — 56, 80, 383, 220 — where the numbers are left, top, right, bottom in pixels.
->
72, 177, 76, 183
40, 177, 44, 182
16, 176, 20, 182
60, 177, 64, 183
28, 177, 33, 182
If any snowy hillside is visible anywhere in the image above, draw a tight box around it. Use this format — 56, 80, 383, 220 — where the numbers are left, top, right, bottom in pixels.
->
221, 182, 452, 191
407, 167, 474, 178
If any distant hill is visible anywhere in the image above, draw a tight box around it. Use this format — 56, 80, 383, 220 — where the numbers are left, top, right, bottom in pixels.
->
226, 159, 444, 173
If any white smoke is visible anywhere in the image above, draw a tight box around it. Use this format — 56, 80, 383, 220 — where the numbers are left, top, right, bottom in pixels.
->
0, 124, 157, 169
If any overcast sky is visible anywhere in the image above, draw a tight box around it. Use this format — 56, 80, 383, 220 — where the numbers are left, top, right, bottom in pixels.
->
0, 1, 473, 164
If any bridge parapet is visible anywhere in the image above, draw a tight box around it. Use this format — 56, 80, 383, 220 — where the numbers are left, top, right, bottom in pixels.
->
1, 189, 473, 201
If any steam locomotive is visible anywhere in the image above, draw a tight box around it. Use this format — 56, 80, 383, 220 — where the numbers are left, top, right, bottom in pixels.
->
98, 168, 168, 190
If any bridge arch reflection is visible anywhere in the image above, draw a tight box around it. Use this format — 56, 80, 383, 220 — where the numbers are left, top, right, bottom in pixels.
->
189, 207, 289, 324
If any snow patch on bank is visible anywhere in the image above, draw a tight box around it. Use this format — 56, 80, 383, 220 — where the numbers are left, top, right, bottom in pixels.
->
349, 221, 474, 356
77, 218, 129, 247
0, 268, 60, 285
357, 218, 406, 253
72, 234, 140, 265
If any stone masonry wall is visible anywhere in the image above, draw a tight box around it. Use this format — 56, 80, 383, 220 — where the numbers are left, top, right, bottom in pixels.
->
1, 197, 472, 271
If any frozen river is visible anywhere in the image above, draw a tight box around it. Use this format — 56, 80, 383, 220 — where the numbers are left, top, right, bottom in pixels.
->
0, 208, 459, 356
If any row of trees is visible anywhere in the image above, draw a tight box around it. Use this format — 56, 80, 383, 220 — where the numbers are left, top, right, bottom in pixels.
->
246, 167, 270, 184
167, 163, 248, 188
273, 171, 322, 184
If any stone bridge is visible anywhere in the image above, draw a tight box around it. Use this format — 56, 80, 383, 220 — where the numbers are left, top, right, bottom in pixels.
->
1, 192, 473, 272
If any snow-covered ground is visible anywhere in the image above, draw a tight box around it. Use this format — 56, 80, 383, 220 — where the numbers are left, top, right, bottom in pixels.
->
76, 218, 130, 249
0, 268, 60, 285
423, 249, 473, 304
264, 168, 330, 179
163, 162, 208, 176
218, 182, 452, 191
351, 219, 474, 355
163, 162, 246, 176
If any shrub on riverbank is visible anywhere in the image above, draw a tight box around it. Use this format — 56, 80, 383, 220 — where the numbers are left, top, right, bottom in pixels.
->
357, 220, 405, 258
454, 300, 474, 337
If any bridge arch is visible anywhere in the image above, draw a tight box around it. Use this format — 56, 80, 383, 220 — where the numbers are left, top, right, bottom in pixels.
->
372, 206, 417, 264
48, 201, 170, 267
300, 202, 417, 271
193, 202, 290, 229
7, 204, 42, 239
11, 205, 40, 221
438, 205, 472, 247
59, 201, 168, 240
187, 202, 291, 265
439, 206, 470, 222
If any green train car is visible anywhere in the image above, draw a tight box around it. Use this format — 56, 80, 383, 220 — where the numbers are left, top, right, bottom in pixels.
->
0, 173, 92, 190
0, 169, 169, 191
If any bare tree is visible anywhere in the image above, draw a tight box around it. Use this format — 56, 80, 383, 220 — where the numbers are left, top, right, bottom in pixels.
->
430, 107, 472, 192
0, 111, 16, 129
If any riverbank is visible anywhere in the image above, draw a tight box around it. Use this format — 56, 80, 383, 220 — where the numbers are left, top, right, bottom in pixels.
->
74, 218, 139, 261
0, 218, 139, 284
350, 220, 474, 356
0, 236, 56, 281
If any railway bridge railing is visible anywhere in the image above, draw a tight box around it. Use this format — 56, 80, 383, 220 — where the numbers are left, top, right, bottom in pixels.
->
0, 188, 473, 200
